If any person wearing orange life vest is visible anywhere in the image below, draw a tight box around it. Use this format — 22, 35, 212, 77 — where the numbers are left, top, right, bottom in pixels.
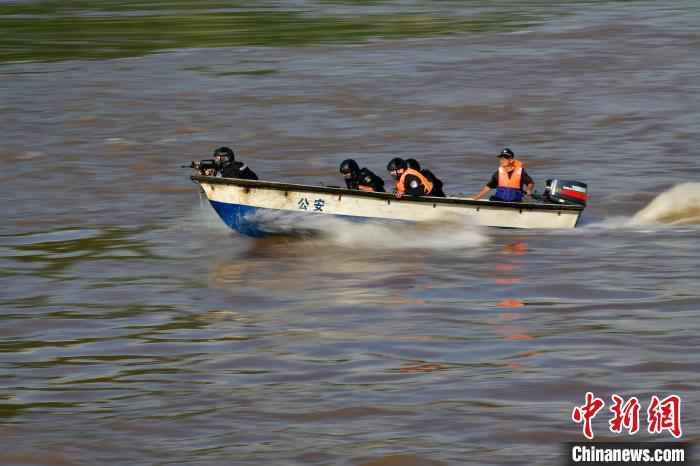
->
406, 158, 446, 197
387, 157, 434, 199
473, 148, 534, 202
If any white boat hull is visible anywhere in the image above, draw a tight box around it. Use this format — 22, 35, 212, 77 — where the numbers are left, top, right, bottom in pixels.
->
192, 176, 584, 237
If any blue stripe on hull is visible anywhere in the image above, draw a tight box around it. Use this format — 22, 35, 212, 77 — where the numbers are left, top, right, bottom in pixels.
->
208, 200, 384, 238
209, 201, 266, 237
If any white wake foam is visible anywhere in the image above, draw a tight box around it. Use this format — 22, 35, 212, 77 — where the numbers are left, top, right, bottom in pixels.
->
631, 183, 700, 226
249, 209, 489, 250
320, 216, 488, 250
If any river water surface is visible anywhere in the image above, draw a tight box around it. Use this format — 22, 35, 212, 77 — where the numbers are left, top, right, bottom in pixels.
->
1, 1, 700, 465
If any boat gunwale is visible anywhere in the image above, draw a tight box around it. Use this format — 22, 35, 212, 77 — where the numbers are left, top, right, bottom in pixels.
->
191, 175, 585, 212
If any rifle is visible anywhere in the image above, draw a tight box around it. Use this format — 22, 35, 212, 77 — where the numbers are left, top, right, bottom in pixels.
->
181, 159, 218, 174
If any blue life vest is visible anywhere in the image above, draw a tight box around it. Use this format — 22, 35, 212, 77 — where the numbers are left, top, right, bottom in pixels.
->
492, 187, 523, 202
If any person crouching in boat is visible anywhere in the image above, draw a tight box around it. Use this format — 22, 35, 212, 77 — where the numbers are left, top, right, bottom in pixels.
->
473, 148, 534, 202
387, 157, 435, 199
213, 147, 258, 180
406, 158, 445, 197
339, 159, 385, 192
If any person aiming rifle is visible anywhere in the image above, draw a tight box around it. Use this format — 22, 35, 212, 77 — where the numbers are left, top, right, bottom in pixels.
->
183, 147, 258, 180
182, 159, 218, 176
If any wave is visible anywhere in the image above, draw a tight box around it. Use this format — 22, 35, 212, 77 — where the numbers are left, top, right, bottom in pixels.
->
248, 209, 489, 250
631, 183, 700, 226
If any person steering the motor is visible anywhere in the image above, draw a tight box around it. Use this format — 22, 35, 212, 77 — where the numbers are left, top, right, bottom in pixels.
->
473, 148, 534, 202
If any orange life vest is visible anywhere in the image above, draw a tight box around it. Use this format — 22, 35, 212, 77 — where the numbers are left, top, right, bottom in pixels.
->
397, 168, 433, 195
497, 160, 523, 189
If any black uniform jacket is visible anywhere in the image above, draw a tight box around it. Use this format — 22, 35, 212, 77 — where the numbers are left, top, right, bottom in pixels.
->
358, 168, 385, 192
345, 168, 385, 192
221, 161, 258, 180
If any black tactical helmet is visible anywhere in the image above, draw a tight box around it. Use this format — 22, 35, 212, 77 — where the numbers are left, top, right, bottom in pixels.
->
406, 158, 421, 171
498, 148, 514, 159
387, 157, 407, 172
339, 159, 360, 175
213, 146, 235, 161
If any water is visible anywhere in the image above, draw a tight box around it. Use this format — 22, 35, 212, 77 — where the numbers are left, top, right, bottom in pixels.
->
2, 2, 700, 465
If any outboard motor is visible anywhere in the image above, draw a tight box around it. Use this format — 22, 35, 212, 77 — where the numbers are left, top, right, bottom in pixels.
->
543, 179, 588, 206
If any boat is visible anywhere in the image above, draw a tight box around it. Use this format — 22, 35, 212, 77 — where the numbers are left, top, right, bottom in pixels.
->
191, 175, 587, 237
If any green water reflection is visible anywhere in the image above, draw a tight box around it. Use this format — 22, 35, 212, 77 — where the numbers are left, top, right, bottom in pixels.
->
1, 227, 157, 278
0, 1, 536, 63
